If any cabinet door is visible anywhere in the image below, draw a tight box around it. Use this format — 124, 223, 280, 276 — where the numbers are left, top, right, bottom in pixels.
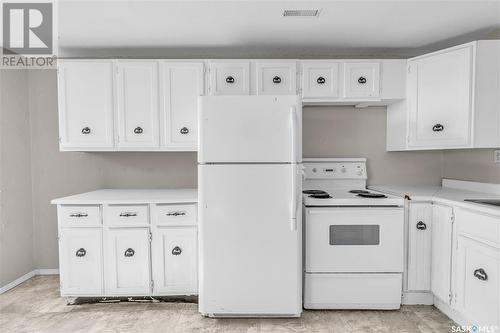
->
160, 62, 204, 150
105, 227, 151, 295
57, 61, 114, 149
455, 236, 499, 327
407, 202, 432, 292
255, 61, 297, 95
431, 204, 454, 304
408, 45, 473, 148
151, 227, 197, 295
344, 62, 380, 98
209, 61, 250, 95
116, 61, 159, 148
59, 228, 103, 295
301, 61, 340, 99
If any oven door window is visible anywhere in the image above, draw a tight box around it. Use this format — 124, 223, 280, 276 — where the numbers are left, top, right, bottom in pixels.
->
329, 225, 380, 245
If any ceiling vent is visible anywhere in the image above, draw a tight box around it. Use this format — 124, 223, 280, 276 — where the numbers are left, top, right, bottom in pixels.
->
282, 9, 320, 17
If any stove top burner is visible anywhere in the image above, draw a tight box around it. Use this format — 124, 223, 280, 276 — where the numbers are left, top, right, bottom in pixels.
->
349, 190, 370, 194
309, 193, 332, 199
357, 192, 387, 198
303, 190, 327, 195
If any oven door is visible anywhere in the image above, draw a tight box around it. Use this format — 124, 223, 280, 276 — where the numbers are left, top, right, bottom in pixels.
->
305, 207, 404, 272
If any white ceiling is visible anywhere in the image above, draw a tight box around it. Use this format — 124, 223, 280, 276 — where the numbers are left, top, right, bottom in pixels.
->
57, 0, 500, 57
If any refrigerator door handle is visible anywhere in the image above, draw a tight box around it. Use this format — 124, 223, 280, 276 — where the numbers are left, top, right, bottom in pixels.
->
290, 106, 297, 163
290, 164, 297, 228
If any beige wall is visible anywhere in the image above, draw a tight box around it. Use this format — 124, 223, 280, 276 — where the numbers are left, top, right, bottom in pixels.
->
303, 106, 444, 185
442, 149, 500, 184
0, 70, 34, 286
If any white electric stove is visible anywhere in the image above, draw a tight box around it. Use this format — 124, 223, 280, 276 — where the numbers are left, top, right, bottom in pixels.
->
302, 158, 405, 310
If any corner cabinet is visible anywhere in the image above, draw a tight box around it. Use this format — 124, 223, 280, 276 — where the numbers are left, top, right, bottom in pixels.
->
53, 190, 198, 297
387, 40, 500, 150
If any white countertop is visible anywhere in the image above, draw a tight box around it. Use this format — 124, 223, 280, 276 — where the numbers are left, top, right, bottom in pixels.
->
51, 189, 198, 205
369, 181, 500, 217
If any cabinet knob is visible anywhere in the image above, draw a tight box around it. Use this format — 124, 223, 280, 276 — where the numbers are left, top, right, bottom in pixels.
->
124, 248, 135, 257
81, 127, 91, 135
119, 212, 137, 217
273, 76, 282, 84
69, 213, 88, 218
166, 211, 186, 216
75, 248, 86, 257
473, 268, 488, 281
358, 76, 367, 84
180, 127, 189, 135
416, 221, 427, 230
317, 76, 326, 84
226, 76, 235, 84
172, 246, 182, 256
432, 124, 444, 132
134, 127, 143, 134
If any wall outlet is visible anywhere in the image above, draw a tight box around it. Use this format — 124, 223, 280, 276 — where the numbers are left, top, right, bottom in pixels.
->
495, 150, 500, 163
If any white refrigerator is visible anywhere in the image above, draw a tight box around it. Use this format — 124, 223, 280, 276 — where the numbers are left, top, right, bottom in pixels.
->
198, 95, 302, 317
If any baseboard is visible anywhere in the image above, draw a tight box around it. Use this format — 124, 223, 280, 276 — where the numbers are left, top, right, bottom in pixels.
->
0, 268, 59, 294
0, 271, 35, 294
434, 297, 466, 326
402, 292, 434, 305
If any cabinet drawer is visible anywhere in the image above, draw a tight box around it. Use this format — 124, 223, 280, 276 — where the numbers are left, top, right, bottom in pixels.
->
209, 61, 250, 95
255, 61, 297, 95
456, 208, 500, 246
155, 204, 197, 226
59, 205, 100, 227
301, 61, 340, 99
105, 204, 149, 226
152, 226, 197, 295
59, 228, 103, 296
344, 62, 380, 98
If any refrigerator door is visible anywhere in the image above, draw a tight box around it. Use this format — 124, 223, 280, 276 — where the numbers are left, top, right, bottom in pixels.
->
198, 164, 302, 316
198, 95, 302, 163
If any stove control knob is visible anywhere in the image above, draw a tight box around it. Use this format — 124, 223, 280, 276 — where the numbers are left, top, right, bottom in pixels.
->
312, 168, 317, 173
357, 170, 363, 176
341, 168, 346, 173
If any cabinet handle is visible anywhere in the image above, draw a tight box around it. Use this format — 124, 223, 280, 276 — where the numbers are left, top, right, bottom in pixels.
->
473, 268, 488, 281
134, 127, 143, 134
119, 212, 138, 217
180, 127, 189, 135
317, 76, 326, 84
416, 221, 427, 230
226, 76, 235, 84
432, 124, 444, 132
124, 248, 135, 257
166, 211, 186, 217
172, 246, 182, 255
273, 76, 282, 84
358, 76, 367, 84
69, 213, 88, 218
75, 248, 86, 257
81, 127, 91, 135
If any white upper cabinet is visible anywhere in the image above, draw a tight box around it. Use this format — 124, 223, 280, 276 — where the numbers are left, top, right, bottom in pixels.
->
58, 61, 114, 150
116, 61, 160, 149
407, 44, 473, 149
344, 62, 380, 99
301, 61, 340, 99
387, 40, 500, 151
255, 61, 297, 95
160, 62, 204, 151
209, 61, 250, 95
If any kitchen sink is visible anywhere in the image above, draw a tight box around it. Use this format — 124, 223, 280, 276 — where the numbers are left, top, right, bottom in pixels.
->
464, 199, 500, 207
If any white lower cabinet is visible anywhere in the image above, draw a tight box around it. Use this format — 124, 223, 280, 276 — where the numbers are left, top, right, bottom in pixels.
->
59, 228, 103, 296
56, 199, 197, 297
104, 227, 151, 295
152, 227, 197, 295
407, 202, 432, 292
